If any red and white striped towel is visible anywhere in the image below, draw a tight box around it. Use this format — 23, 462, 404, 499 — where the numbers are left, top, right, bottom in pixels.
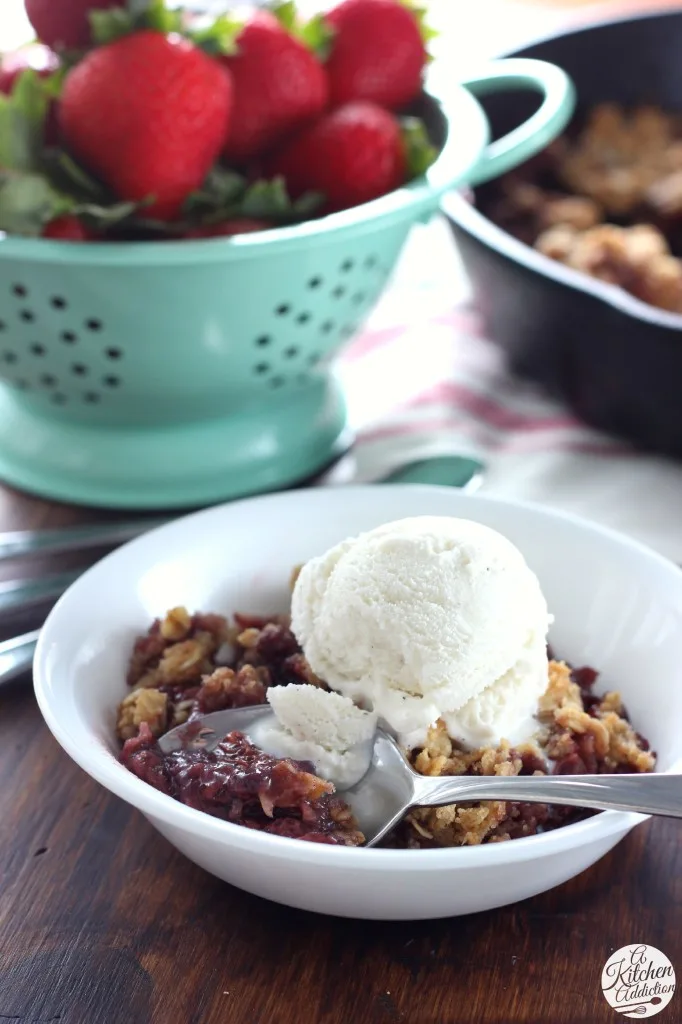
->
334, 219, 682, 564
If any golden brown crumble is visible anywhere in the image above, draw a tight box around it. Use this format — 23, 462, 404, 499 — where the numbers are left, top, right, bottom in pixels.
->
535, 222, 682, 313
401, 659, 654, 849
118, 606, 322, 744
558, 104, 682, 216
197, 665, 268, 713
486, 103, 682, 314
117, 687, 168, 741
159, 605, 192, 641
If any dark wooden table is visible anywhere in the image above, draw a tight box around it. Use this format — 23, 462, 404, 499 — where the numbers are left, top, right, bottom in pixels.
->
0, 486, 680, 1024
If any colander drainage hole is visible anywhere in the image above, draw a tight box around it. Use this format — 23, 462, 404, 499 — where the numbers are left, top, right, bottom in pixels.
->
50, 296, 67, 310
341, 259, 354, 272
84, 391, 100, 403
105, 348, 122, 360
0, 321, 6, 331
19, 310, 35, 323
30, 344, 46, 356
15, 378, 29, 389
255, 335, 271, 348
2, 352, 17, 364
86, 318, 103, 332
270, 376, 285, 389
12, 284, 27, 298
61, 331, 77, 344
104, 375, 120, 388
307, 276, 323, 289
321, 320, 335, 334
275, 304, 291, 316
254, 362, 269, 375
72, 363, 87, 376
332, 286, 346, 299
40, 374, 57, 388
308, 353, 321, 366
284, 347, 298, 359
364, 255, 378, 270
296, 312, 311, 325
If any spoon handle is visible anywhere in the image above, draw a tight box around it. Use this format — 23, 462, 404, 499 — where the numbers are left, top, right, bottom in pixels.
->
411, 772, 682, 819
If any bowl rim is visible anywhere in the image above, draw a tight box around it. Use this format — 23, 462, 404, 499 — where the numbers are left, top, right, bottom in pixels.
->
0, 85, 488, 268
443, 5, 682, 333
34, 485, 682, 869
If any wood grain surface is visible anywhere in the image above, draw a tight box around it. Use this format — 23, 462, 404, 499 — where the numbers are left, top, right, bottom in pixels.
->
0, 490, 680, 1024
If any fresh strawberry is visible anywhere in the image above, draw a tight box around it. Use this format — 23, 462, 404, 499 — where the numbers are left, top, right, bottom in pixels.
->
267, 101, 406, 213
25, 0, 125, 52
222, 11, 328, 164
42, 215, 94, 241
185, 218, 272, 238
0, 45, 59, 95
324, 0, 427, 110
59, 31, 233, 221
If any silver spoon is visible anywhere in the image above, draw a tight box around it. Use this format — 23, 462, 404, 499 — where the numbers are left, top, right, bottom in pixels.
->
158, 706, 682, 848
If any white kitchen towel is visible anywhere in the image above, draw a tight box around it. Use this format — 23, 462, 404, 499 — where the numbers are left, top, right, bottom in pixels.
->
338, 217, 682, 564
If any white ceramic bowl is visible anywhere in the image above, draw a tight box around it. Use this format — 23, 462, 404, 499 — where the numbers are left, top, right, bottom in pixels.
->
34, 486, 682, 921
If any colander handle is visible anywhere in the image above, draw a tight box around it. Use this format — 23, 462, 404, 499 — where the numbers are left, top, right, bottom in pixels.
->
461, 58, 576, 186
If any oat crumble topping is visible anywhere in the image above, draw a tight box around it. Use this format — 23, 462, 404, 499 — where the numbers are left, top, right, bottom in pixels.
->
483, 103, 682, 313
118, 607, 655, 849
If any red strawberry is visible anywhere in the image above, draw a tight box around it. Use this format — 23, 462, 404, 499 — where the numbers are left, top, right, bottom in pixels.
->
185, 219, 272, 239
324, 0, 427, 110
0, 44, 59, 94
268, 101, 406, 214
59, 31, 233, 221
222, 11, 328, 164
42, 215, 94, 241
25, 0, 125, 52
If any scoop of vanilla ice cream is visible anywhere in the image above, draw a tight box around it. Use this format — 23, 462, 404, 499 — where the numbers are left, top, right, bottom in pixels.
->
248, 685, 377, 789
290, 516, 551, 748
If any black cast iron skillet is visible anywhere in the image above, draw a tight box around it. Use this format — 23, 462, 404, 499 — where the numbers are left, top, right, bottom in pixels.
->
443, 9, 682, 458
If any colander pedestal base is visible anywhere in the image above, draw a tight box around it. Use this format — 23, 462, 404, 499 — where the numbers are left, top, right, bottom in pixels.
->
0, 378, 349, 509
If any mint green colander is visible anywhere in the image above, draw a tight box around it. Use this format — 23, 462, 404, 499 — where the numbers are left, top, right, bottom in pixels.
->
0, 59, 574, 509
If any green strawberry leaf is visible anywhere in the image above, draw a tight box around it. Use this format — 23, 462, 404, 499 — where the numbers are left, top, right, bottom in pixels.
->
291, 189, 326, 219
0, 70, 50, 173
185, 14, 242, 57
185, 169, 323, 225
141, 0, 184, 35
298, 14, 335, 61
89, 8, 136, 45
91, 1, 185, 46
184, 166, 248, 216
400, 0, 438, 57
401, 116, 438, 179
42, 149, 111, 202
230, 177, 323, 221
270, 1, 297, 33
270, 2, 334, 59
125, 0, 154, 15
0, 169, 71, 236
75, 199, 141, 227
